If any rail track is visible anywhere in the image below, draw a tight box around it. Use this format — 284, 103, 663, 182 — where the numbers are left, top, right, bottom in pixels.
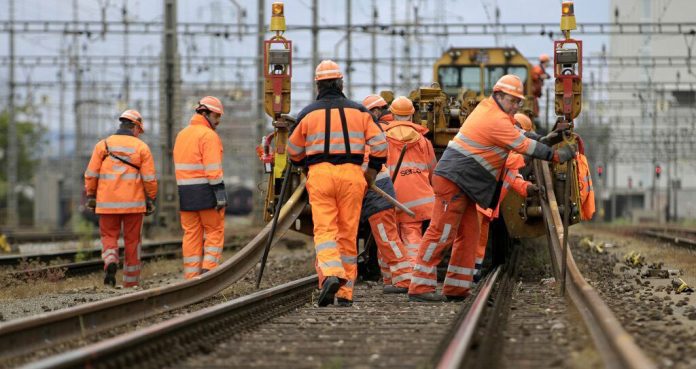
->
0, 178, 308, 363
11, 161, 660, 369
1, 241, 182, 278
0, 230, 99, 246
635, 227, 696, 248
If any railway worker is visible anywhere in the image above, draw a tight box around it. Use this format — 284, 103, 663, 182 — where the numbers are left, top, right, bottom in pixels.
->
287, 60, 388, 307
380, 96, 437, 264
408, 74, 577, 302
472, 113, 538, 282
531, 53, 551, 117
359, 94, 413, 295
173, 96, 227, 280
84, 109, 158, 288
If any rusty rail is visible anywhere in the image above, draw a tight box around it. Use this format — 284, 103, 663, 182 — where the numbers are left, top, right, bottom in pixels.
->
535, 160, 655, 369
0, 180, 307, 362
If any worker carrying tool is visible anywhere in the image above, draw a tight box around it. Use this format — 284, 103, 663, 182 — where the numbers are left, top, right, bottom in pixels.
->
472, 113, 537, 282
408, 74, 577, 302
381, 96, 437, 264
531, 53, 551, 117
84, 109, 158, 288
359, 94, 412, 295
287, 60, 388, 307
173, 96, 227, 279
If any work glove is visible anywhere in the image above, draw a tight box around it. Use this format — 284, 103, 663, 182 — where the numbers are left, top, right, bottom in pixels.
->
553, 144, 577, 163
540, 129, 568, 146
214, 186, 227, 210
85, 196, 96, 212
145, 198, 156, 216
526, 183, 540, 197
364, 167, 378, 187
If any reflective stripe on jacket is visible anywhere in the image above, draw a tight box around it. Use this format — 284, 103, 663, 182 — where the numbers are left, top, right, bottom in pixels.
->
384, 119, 436, 223
173, 114, 224, 211
288, 89, 387, 171
577, 153, 596, 220
84, 129, 158, 214
434, 96, 553, 208
477, 153, 530, 220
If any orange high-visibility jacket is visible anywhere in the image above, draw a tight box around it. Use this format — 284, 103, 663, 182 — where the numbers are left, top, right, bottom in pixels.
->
84, 129, 158, 214
384, 119, 437, 222
435, 96, 554, 209
576, 153, 596, 220
477, 152, 529, 220
287, 89, 387, 171
173, 114, 225, 211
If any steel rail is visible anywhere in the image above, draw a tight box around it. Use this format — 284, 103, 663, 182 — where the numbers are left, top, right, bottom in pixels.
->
21, 275, 318, 369
435, 266, 502, 369
637, 230, 696, 248
0, 181, 307, 361
0, 240, 181, 266
535, 160, 656, 369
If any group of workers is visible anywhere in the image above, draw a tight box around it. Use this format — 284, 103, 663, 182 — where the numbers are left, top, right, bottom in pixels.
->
85, 96, 228, 287
288, 59, 576, 306
84, 56, 580, 304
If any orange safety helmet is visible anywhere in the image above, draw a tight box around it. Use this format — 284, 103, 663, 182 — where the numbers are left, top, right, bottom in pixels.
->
539, 53, 550, 63
389, 96, 415, 116
362, 94, 387, 110
514, 113, 533, 131
315, 60, 343, 81
196, 96, 224, 116
119, 109, 144, 132
493, 74, 525, 100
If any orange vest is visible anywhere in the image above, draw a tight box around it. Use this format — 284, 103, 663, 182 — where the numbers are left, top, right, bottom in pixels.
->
288, 89, 387, 170
384, 120, 437, 222
173, 114, 225, 211
84, 130, 158, 214
435, 96, 553, 208
576, 153, 595, 220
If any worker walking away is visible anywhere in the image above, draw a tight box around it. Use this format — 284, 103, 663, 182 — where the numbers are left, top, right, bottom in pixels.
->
472, 113, 538, 282
360, 94, 412, 295
84, 110, 158, 288
531, 54, 551, 118
287, 61, 387, 307
173, 96, 227, 279
408, 75, 577, 302
381, 96, 437, 264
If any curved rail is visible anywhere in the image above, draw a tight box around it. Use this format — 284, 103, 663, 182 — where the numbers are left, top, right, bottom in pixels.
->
0, 180, 308, 361
21, 276, 318, 369
436, 266, 502, 369
535, 160, 655, 369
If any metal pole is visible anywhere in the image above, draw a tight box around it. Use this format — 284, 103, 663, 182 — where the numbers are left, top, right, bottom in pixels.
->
611, 150, 617, 221
122, 0, 130, 105
158, 0, 180, 230
6, 0, 18, 227
390, 0, 396, 91
345, 0, 352, 98
71, 0, 84, 224
253, 0, 265, 224
544, 86, 550, 132
311, 0, 318, 97
370, 1, 377, 93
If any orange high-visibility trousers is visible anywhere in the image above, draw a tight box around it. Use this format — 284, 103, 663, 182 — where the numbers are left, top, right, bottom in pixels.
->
99, 213, 144, 287
180, 208, 225, 279
307, 162, 366, 301
377, 249, 392, 285
399, 221, 424, 264
368, 208, 412, 288
474, 217, 490, 280
408, 175, 479, 297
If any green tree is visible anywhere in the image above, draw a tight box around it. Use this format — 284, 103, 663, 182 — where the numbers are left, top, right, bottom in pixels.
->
0, 107, 47, 225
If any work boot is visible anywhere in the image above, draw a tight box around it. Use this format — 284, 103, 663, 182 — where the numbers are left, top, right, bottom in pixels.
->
336, 297, 353, 307
318, 276, 340, 307
200, 268, 210, 275
408, 292, 446, 302
103, 263, 117, 287
383, 285, 408, 294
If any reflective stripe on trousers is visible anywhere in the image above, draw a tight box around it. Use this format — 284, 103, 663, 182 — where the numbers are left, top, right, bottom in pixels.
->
409, 175, 479, 297
180, 208, 225, 279
399, 221, 425, 265
99, 213, 144, 287
369, 208, 412, 288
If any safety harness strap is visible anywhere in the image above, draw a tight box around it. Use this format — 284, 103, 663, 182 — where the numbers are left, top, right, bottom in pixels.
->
337, 107, 351, 160
104, 140, 141, 171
